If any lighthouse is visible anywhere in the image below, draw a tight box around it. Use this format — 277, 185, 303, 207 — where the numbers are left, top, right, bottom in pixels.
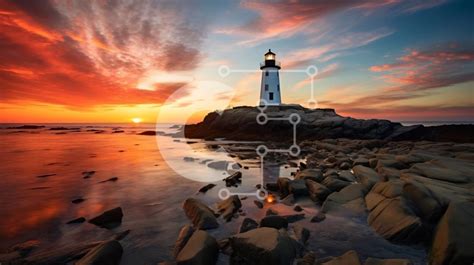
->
259, 49, 282, 106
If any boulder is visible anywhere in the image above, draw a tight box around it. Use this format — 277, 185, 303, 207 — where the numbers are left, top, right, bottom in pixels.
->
260, 215, 288, 229
321, 250, 361, 265
407, 159, 472, 183
305, 179, 331, 202
294, 169, 324, 182
321, 177, 351, 192
402, 180, 446, 223
174, 225, 195, 258
176, 230, 219, 265
239, 217, 259, 233
339, 161, 351, 170
289, 179, 309, 196
365, 181, 425, 243
230, 227, 298, 265
182, 198, 219, 229
322, 184, 366, 215
277, 177, 291, 198
217, 195, 242, 221
429, 201, 474, 265
88, 207, 123, 229
353, 158, 370, 167
76, 240, 123, 265
352, 165, 383, 192
337, 170, 356, 182
364, 257, 412, 265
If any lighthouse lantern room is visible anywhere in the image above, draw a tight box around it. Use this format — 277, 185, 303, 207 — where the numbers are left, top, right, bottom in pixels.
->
259, 49, 282, 106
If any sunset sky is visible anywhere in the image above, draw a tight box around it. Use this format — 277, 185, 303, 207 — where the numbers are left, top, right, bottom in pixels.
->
0, 0, 473, 123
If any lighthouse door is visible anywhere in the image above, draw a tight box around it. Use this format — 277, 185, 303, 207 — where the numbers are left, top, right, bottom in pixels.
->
269, 92, 274, 100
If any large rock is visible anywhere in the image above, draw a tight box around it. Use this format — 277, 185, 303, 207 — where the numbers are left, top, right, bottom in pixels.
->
239, 217, 259, 233
176, 230, 219, 265
260, 215, 288, 229
289, 179, 309, 197
183, 198, 219, 229
305, 179, 331, 202
217, 195, 242, 222
429, 201, 474, 265
364, 257, 412, 265
277, 177, 291, 198
407, 159, 473, 183
294, 169, 324, 182
321, 177, 351, 192
230, 227, 298, 265
321, 250, 361, 265
365, 181, 425, 243
402, 180, 446, 223
352, 165, 384, 191
321, 184, 366, 215
174, 225, 195, 258
76, 240, 123, 265
88, 207, 123, 229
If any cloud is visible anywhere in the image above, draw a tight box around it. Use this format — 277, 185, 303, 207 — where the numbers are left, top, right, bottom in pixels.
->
0, 0, 209, 108
216, 0, 445, 46
370, 46, 474, 91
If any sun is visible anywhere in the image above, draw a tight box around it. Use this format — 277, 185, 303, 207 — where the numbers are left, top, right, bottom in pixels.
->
131, 117, 142, 124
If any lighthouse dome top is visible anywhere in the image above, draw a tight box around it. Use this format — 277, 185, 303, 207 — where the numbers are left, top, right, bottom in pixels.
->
264, 49, 276, 61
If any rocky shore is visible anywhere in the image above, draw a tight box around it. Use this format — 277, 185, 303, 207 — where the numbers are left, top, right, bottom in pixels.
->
183, 105, 474, 143
156, 138, 473, 265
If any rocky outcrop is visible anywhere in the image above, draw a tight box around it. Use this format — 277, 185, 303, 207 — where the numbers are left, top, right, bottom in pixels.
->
88, 207, 123, 229
183, 198, 219, 229
352, 165, 384, 192
76, 240, 123, 265
429, 201, 474, 265
321, 184, 366, 215
230, 227, 299, 265
365, 181, 425, 243
176, 230, 219, 265
183, 105, 473, 142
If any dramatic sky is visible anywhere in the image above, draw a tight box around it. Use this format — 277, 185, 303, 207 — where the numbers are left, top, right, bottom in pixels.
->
0, 0, 473, 123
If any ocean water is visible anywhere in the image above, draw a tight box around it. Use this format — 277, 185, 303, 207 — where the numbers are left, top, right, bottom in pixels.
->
0, 124, 428, 264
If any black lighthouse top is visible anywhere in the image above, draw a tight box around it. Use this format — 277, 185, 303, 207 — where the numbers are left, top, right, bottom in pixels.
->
260, 49, 281, 69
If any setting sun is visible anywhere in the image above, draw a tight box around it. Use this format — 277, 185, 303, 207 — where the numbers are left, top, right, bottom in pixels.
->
131, 117, 142, 124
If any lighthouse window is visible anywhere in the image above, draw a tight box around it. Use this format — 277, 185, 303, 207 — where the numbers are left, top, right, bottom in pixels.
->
265, 84, 268, 91
277, 85, 280, 91
269, 92, 274, 100
265, 71, 269, 76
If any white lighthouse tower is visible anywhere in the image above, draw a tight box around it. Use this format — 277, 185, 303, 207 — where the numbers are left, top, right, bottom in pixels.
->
259, 49, 282, 106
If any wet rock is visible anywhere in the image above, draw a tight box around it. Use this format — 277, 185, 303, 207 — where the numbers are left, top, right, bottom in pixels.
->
310, 212, 326, 223
321, 177, 351, 192
99, 177, 118, 183
277, 177, 291, 198
72, 198, 85, 204
376, 159, 407, 170
337, 170, 356, 182
230, 228, 298, 265
365, 181, 425, 243
322, 184, 366, 215
183, 198, 219, 230
305, 179, 331, 202
281, 213, 305, 223
176, 230, 218, 265
352, 165, 384, 191
173, 225, 195, 258
353, 158, 370, 167
377, 167, 401, 180
289, 179, 309, 197
260, 215, 288, 229
294, 169, 324, 182
321, 250, 361, 265
408, 159, 472, 183
296, 251, 316, 265
402, 180, 446, 222
223, 171, 242, 187
217, 195, 242, 222
292, 224, 310, 245
67, 217, 86, 224
198, 183, 216, 193
76, 240, 123, 265
253, 200, 264, 209
89, 207, 123, 229
293, 205, 303, 212
239, 217, 259, 233
429, 201, 474, 265
266, 208, 279, 216
339, 161, 351, 170
364, 257, 413, 265
207, 160, 229, 170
